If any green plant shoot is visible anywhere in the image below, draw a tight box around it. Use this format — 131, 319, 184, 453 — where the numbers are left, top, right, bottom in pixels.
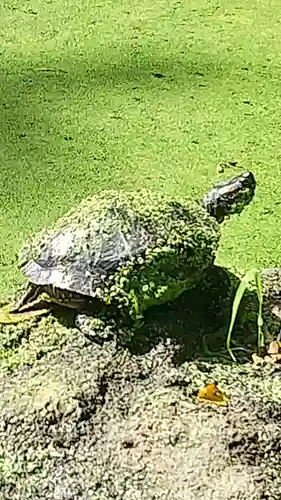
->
226, 269, 264, 362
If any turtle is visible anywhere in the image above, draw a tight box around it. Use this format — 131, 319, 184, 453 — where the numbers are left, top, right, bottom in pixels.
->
0, 171, 256, 343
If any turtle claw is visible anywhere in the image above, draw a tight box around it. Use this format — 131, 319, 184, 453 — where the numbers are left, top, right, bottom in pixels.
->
0, 306, 50, 324
0, 292, 52, 324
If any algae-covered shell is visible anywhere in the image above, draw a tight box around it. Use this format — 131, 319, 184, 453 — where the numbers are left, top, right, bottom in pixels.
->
19, 188, 220, 318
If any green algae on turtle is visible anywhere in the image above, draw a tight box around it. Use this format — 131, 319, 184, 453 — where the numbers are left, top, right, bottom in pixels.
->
18, 190, 220, 320
0, 173, 256, 342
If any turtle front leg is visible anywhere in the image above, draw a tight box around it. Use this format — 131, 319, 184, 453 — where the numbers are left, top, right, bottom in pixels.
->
0, 292, 52, 324
17, 292, 53, 312
0, 307, 50, 324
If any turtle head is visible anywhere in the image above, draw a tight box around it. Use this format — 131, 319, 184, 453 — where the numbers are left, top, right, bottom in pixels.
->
200, 171, 256, 223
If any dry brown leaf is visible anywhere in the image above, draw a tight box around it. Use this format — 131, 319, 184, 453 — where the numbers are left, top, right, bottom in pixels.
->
197, 382, 229, 407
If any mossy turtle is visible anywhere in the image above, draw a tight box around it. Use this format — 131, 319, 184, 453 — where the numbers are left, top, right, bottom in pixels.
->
0, 172, 256, 342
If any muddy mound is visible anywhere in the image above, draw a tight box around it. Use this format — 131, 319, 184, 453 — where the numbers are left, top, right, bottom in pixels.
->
1, 266, 281, 499
1, 321, 281, 500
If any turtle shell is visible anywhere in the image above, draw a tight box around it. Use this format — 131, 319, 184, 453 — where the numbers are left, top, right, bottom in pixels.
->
19, 189, 220, 315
